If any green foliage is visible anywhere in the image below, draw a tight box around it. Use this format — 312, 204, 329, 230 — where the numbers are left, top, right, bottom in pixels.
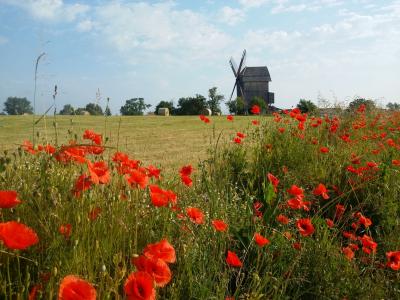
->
249, 96, 266, 114
176, 94, 207, 115
104, 106, 112, 116
120, 98, 151, 116
155, 101, 175, 115
386, 102, 400, 110
3, 97, 33, 115
85, 103, 103, 116
59, 104, 75, 115
348, 98, 376, 111
226, 97, 246, 115
207, 87, 224, 115
297, 99, 317, 114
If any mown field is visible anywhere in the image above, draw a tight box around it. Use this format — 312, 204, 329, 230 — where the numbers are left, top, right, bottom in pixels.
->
0, 115, 252, 170
0, 108, 400, 299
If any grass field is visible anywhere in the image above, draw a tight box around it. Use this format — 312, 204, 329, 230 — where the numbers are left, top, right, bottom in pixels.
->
0, 115, 253, 170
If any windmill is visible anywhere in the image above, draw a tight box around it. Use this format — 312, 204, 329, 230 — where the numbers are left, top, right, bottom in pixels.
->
229, 49, 274, 112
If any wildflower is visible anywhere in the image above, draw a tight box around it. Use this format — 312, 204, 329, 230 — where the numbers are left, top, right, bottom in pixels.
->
343, 231, 357, 241
357, 213, 372, 228
320, 146, 329, 153
29, 284, 42, 300
359, 234, 377, 254
88, 207, 101, 221
143, 239, 176, 264
199, 115, 205, 121
296, 218, 315, 237
267, 173, 279, 192
58, 275, 96, 300
325, 218, 334, 228
0, 221, 39, 250
203, 117, 211, 123
313, 183, 329, 200
278, 127, 285, 133
59, 224, 72, 239
276, 214, 289, 225
73, 174, 92, 197
186, 207, 205, 224
227, 115, 233, 121
233, 137, 242, 144
179, 165, 193, 177
146, 165, 161, 180
212, 219, 228, 232
0, 190, 22, 209
126, 169, 149, 189
251, 120, 260, 125
335, 204, 345, 219
386, 251, 400, 271
23, 140, 36, 154
250, 105, 261, 115
132, 255, 172, 287
124, 271, 156, 300
254, 233, 270, 247
83, 129, 102, 145
180, 175, 193, 187
87, 161, 110, 184
392, 159, 400, 166
236, 132, 246, 139
226, 251, 243, 267
342, 247, 355, 261
292, 242, 301, 250
287, 185, 304, 197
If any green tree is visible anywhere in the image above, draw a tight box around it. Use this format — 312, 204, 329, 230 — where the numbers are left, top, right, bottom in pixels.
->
207, 87, 224, 115
249, 96, 267, 114
120, 98, 151, 116
59, 104, 75, 115
176, 95, 207, 115
104, 106, 112, 116
386, 102, 400, 110
297, 99, 317, 114
3, 97, 33, 115
348, 98, 375, 112
85, 103, 103, 116
226, 97, 246, 115
155, 101, 175, 115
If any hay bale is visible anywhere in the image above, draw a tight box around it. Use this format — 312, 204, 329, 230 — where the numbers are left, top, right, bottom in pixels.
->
201, 108, 212, 116
158, 108, 169, 116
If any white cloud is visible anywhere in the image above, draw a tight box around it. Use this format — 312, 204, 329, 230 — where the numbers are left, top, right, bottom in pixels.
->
0, 0, 89, 21
219, 6, 246, 25
238, 0, 270, 8
76, 19, 94, 32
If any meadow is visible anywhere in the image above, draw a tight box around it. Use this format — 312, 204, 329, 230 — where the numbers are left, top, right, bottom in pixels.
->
0, 107, 400, 299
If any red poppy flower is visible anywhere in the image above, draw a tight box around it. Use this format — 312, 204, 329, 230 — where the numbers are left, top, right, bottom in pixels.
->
342, 247, 355, 261
250, 105, 261, 115
296, 218, 315, 237
267, 173, 279, 192
179, 165, 193, 177
149, 185, 177, 207
236, 132, 246, 139
180, 175, 193, 187
325, 218, 334, 228
143, 239, 176, 264
203, 117, 211, 123
186, 207, 205, 224
83, 129, 102, 145
29, 284, 42, 300
320, 146, 329, 153
126, 169, 149, 189
59, 224, 72, 239
392, 159, 400, 166
146, 165, 161, 179
278, 127, 285, 133
0, 221, 39, 250
124, 271, 155, 300
292, 242, 301, 250
87, 161, 110, 184
287, 198, 310, 211
212, 219, 228, 232
72, 174, 92, 197
226, 250, 242, 267
58, 275, 96, 300
276, 214, 289, 225
386, 251, 400, 270
357, 213, 372, 227
23, 140, 36, 154
199, 115, 205, 121
233, 137, 242, 144
359, 234, 377, 254
227, 115, 233, 121
251, 120, 260, 125
132, 255, 172, 287
335, 204, 345, 219
287, 185, 304, 197
254, 233, 270, 247
0, 190, 22, 209
313, 183, 329, 200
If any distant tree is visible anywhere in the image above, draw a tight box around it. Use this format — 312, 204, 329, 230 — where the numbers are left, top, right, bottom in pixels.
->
59, 104, 75, 115
207, 87, 224, 115
3, 97, 33, 115
297, 99, 317, 114
249, 96, 267, 114
348, 98, 375, 112
176, 94, 207, 115
226, 97, 246, 115
120, 98, 151, 116
104, 106, 112, 116
85, 103, 103, 116
155, 101, 175, 115
386, 102, 400, 110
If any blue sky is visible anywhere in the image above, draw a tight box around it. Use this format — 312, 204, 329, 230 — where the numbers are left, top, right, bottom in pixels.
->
0, 0, 399, 114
